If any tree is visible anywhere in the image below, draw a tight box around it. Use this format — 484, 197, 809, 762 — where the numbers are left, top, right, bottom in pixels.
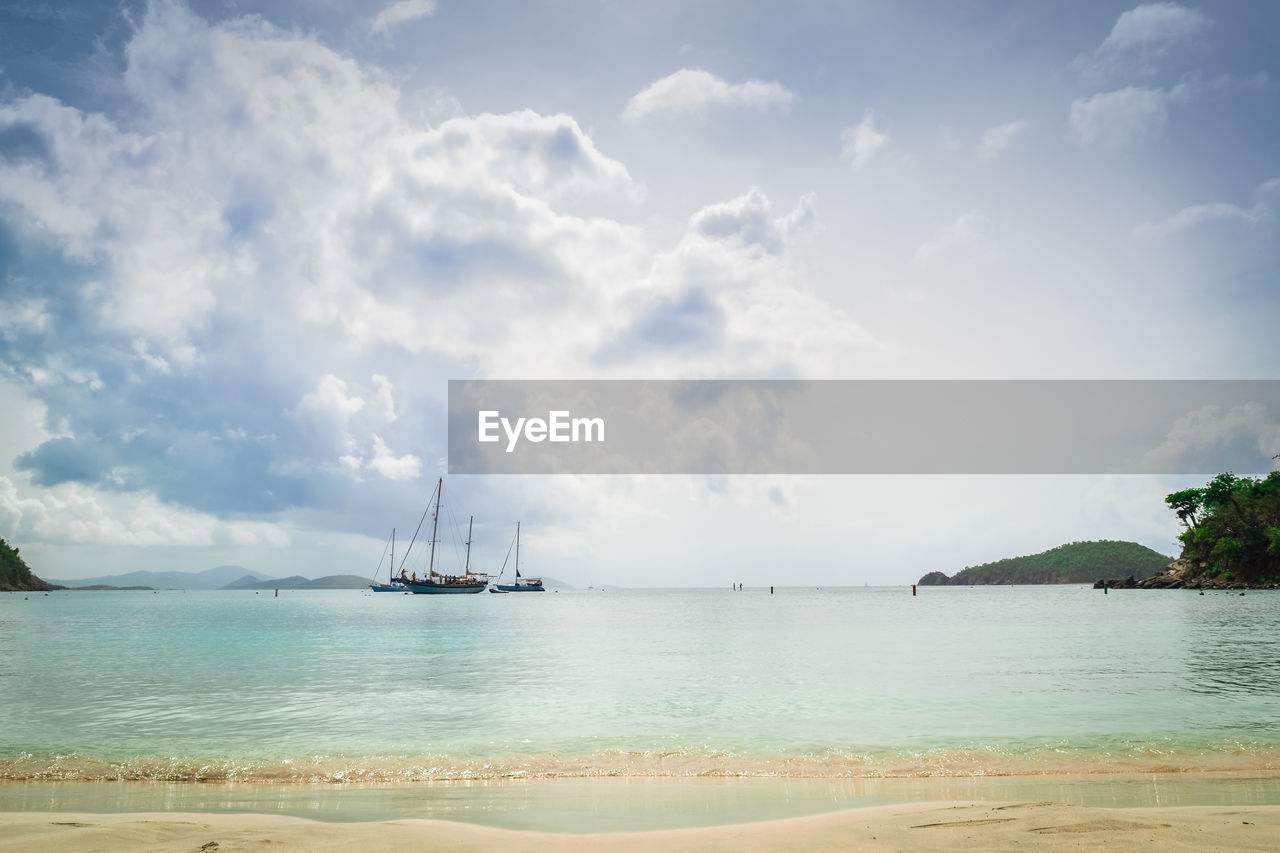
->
1166, 471, 1280, 584
1165, 488, 1204, 530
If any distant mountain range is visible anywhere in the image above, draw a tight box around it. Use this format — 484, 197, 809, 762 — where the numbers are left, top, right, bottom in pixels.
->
49, 565, 575, 590
223, 574, 373, 590
47, 565, 273, 590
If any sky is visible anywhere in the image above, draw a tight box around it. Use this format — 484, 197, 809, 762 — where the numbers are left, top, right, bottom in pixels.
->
0, 0, 1277, 586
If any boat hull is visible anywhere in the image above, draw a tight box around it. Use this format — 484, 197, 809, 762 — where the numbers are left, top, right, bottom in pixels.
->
493, 583, 544, 592
370, 583, 406, 592
404, 580, 487, 594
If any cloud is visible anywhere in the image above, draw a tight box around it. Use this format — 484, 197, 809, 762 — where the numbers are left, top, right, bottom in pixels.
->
371, 0, 436, 35
1136, 202, 1268, 238
371, 374, 397, 421
0, 474, 291, 548
597, 188, 879, 375
1140, 403, 1280, 473
0, 299, 50, 335
1071, 72, 1265, 150
1068, 6, 1217, 150
1136, 177, 1278, 237
622, 69, 794, 121
417, 110, 639, 202
1073, 2, 1212, 78
688, 186, 814, 254
367, 434, 422, 480
839, 109, 890, 171
0, 1, 873, 558
913, 210, 998, 269
296, 375, 365, 421
131, 338, 171, 375
14, 436, 108, 487
1069, 85, 1179, 147
976, 119, 1029, 161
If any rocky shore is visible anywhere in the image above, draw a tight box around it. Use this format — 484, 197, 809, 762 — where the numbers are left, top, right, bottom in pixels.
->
1095, 558, 1280, 590
0, 575, 63, 592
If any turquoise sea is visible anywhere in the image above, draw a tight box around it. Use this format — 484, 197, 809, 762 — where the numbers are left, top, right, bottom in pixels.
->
2, 585, 1279, 782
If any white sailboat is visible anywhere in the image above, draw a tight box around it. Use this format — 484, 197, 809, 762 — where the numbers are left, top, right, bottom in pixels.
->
490, 522, 544, 592
368, 528, 406, 592
398, 478, 488, 594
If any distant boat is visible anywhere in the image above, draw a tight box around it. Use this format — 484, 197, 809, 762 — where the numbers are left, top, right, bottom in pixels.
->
369, 528, 406, 592
399, 478, 488, 595
490, 522, 544, 593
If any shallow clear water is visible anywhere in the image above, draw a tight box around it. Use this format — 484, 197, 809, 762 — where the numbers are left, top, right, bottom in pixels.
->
7, 774, 1280, 831
2, 586, 1278, 780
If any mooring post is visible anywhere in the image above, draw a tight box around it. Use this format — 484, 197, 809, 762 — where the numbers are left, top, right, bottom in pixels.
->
912, 584, 916, 596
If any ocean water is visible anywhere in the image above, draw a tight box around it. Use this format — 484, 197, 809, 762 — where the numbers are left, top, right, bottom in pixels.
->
2, 585, 1279, 782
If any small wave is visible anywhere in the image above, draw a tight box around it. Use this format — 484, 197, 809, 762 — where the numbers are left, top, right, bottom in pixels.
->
4, 742, 1280, 783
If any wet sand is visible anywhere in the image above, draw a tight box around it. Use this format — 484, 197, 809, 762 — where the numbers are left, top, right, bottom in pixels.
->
2, 800, 1279, 852
2, 773, 1280, 850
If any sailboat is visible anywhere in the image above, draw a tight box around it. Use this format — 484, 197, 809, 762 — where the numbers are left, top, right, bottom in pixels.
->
490, 522, 544, 592
369, 528, 406, 592
399, 478, 488, 595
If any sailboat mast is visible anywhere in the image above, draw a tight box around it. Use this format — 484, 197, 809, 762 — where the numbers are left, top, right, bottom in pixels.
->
515, 521, 520, 578
391, 527, 395, 581
428, 477, 441, 575
465, 515, 473, 574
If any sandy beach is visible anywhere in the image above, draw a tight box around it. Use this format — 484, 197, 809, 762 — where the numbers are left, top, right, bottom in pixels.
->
3, 773, 1280, 851
2, 799, 1279, 852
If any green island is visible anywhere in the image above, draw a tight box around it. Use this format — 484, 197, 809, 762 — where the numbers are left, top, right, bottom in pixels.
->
69, 585, 157, 591
917, 540, 1170, 586
1147, 470, 1280, 589
0, 537, 61, 592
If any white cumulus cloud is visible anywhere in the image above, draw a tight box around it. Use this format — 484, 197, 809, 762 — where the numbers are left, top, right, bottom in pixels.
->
622, 69, 794, 121
1073, 2, 1212, 78
371, 374, 397, 421
296, 375, 365, 421
1070, 86, 1173, 147
840, 109, 891, 172
0, 1, 880, 560
0, 474, 290, 548
0, 299, 51, 335
367, 434, 422, 481
371, 0, 436, 35
593, 188, 880, 377
1135, 177, 1278, 237
1140, 403, 1280, 472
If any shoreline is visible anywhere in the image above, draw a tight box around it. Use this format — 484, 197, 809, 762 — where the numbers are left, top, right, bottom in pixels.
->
4, 771, 1280, 831
5, 742, 1280, 784
3, 793, 1280, 851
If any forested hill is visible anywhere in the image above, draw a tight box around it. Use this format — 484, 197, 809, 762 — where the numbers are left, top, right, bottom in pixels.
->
1162, 471, 1280, 586
1, 537, 61, 591
918, 540, 1171, 586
